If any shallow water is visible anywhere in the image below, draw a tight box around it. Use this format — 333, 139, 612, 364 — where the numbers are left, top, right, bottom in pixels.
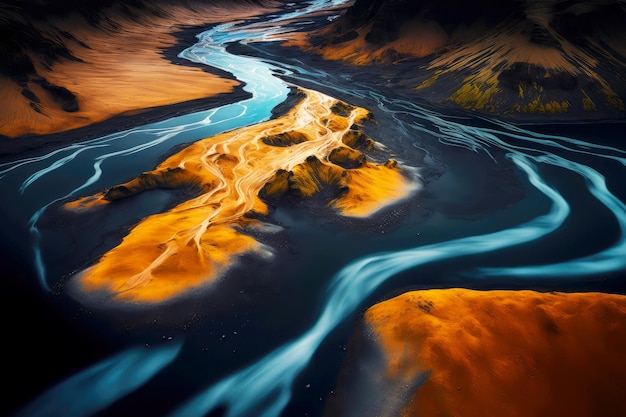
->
2, 1, 626, 416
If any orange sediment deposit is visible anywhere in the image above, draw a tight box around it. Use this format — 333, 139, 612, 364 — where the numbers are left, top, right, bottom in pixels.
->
65, 88, 418, 304
0, 1, 279, 138
360, 289, 626, 417
282, 18, 448, 65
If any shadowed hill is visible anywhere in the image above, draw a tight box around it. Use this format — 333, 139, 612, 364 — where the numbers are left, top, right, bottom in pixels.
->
299, 0, 626, 120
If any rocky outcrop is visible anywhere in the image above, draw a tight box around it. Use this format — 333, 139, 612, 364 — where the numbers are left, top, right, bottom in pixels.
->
260, 155, 350, 206
258, 127, 380, 207
325, 288, 626, 417
102, 167, 205, 201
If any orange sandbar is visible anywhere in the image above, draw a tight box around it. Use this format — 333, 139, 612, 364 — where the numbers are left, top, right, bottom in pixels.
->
364, 288, 626, 417
66, 88, 417, 304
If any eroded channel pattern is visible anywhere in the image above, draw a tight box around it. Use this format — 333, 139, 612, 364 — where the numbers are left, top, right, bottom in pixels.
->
64, 88, 418, 304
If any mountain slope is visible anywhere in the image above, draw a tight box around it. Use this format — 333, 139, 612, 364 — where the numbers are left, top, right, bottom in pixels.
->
296, 0, 626, 120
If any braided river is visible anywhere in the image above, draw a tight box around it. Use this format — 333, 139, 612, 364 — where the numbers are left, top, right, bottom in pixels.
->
2, 1, 625, 416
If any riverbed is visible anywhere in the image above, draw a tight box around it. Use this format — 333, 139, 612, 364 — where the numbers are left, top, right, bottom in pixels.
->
2, 1, 626, 416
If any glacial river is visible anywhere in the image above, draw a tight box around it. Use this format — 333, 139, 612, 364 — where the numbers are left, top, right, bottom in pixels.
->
2, 1, 626, 416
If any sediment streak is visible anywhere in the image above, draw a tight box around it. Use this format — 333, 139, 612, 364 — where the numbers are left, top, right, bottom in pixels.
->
65, 88, 416, 304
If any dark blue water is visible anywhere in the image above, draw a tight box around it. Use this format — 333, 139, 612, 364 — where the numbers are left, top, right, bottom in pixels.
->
2, 1, 626, 416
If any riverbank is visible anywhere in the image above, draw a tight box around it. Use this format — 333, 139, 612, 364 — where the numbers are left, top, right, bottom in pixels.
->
0, 1, 277, 156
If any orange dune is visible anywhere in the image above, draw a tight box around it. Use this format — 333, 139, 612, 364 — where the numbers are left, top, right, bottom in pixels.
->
66, 88, 417, 304
361, 289, 626, 417
0, 1, 279, 138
